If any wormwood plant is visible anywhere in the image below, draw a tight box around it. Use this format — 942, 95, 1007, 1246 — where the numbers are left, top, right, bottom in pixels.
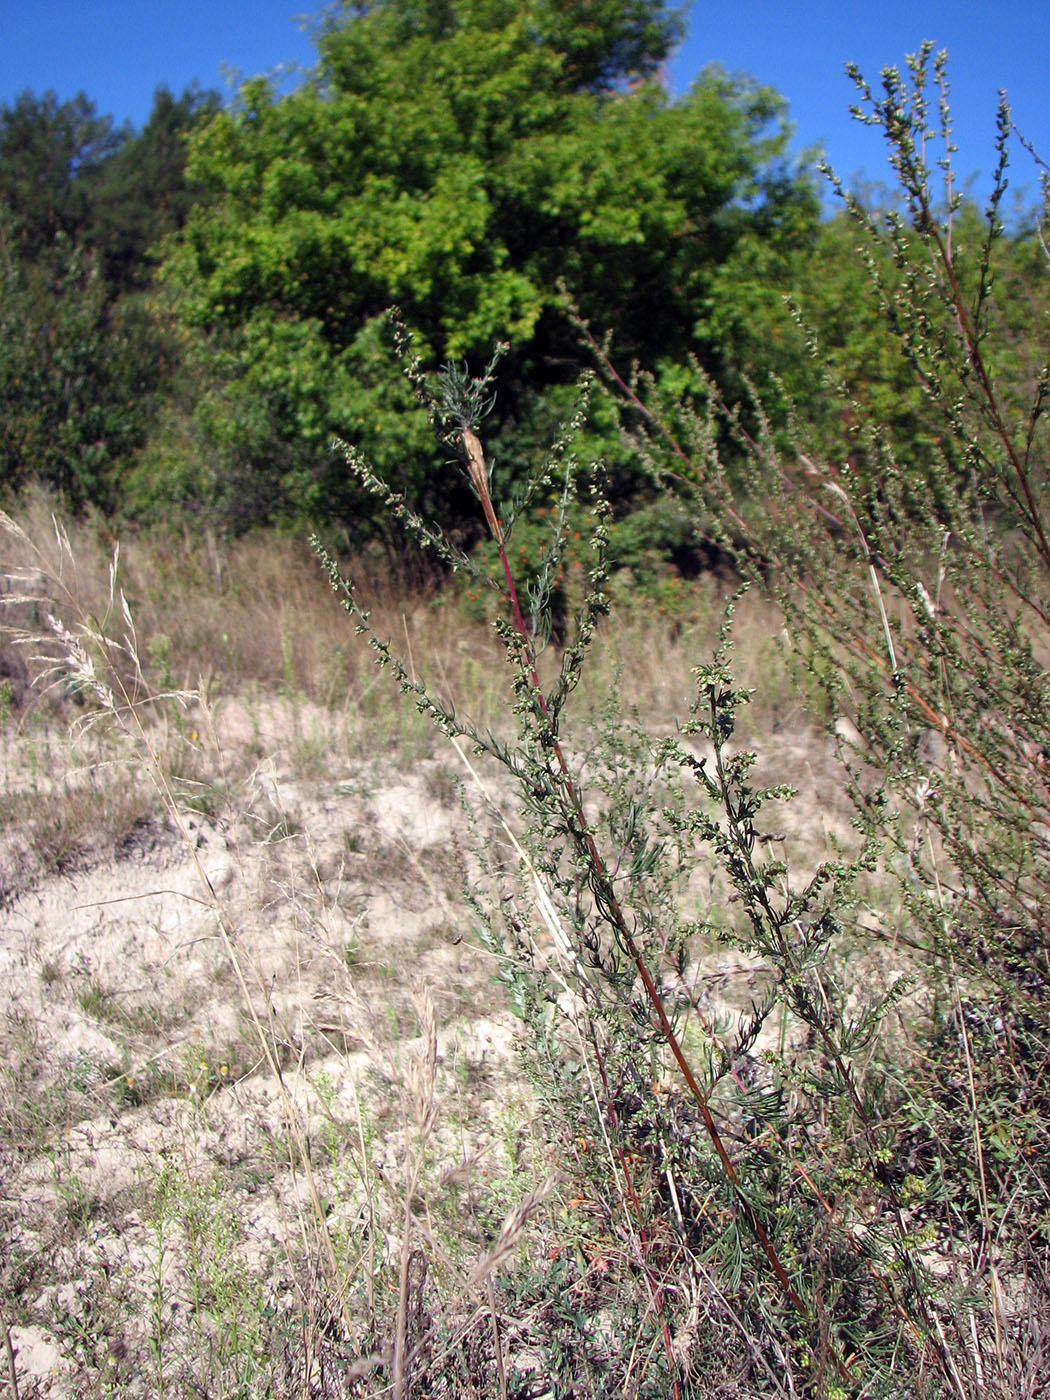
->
315, 326, 965, 1396
579, 45, 1050, 1398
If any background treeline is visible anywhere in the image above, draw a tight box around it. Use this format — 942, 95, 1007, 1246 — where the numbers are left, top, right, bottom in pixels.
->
1, 0, 1045, 561
0, 85, 219, 511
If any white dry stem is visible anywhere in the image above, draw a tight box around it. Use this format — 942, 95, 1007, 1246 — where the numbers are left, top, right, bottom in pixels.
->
968, 1309, 985, 1390
933, 1311, 972, 1400
825, 479, 898, 674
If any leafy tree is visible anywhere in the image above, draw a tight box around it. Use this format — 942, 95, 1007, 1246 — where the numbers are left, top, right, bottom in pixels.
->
0, 85, 218, 288
0, 85, 225, 513
159, 0, 818, 533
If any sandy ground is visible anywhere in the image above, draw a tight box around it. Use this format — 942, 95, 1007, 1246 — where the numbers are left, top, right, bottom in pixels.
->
0, 689, 858, 1397
1, 690, 539, 1397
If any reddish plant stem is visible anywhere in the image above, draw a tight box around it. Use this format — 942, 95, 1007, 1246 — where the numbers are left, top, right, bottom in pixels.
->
461, 419, 808, 1318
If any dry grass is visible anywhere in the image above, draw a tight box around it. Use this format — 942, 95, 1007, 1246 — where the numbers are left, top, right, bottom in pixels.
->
1, 499, 897, 1400
1, 487, 803, 756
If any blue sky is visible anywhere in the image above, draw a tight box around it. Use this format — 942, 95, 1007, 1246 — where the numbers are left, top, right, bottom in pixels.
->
1, 1, 1047, 208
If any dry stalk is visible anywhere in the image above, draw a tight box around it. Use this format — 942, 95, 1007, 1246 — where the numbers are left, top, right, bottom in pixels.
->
456, 424, 806, 1323
393, 989, 439, 1400
2, 1311, 20, 1400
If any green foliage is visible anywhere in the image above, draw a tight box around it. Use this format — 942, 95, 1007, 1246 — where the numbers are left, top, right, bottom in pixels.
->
0, 219, 163, 507
86, 84, 221, 293
313, 49, 1050, 1394
0, 89, 125, 261
591, 44, 1050, 1392
781, 195, 1050, 489
0, 85, 221, 514
3, 15, 1047, 575
0, 84, 218, 290
159, 0, 816, 534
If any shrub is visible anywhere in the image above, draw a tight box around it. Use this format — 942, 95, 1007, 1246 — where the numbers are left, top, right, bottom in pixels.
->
589, 45, 1050, 1395
318, 48, 1050, 1397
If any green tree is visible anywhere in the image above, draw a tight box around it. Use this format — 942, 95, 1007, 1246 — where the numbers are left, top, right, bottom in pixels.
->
0, 213, 164, 508
0, 90, 126, 261
86, 84, 221, 293
0, 86, 226, 513
159, 0, 817, 534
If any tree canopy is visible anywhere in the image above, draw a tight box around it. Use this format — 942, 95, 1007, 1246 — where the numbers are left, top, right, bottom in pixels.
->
0, 90, 126, 261
158, 0, 818, 532
0, 85, 218, 506
3, 3, 1042, 558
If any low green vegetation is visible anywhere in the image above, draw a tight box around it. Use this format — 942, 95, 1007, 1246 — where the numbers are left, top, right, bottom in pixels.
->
310, 41, 1049, 1398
